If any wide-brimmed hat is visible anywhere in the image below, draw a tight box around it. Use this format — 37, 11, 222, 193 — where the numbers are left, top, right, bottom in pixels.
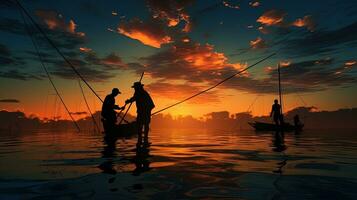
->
131, 82, 144, 88
112, 88, 121, 94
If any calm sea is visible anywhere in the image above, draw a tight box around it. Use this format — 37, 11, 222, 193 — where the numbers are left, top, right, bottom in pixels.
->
0, 129, 356, 199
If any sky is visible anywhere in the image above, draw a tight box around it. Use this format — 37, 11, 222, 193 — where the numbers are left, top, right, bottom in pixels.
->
0, 0, 357, 120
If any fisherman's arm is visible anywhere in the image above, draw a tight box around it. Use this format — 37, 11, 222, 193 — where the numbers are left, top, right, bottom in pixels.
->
270, 106, 274, 117
125, 94, 136, 104
114, 104, 126, 110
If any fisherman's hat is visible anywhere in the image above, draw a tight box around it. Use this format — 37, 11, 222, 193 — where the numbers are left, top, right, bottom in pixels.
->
132, 81, 144, 88
112, 88, 121, 94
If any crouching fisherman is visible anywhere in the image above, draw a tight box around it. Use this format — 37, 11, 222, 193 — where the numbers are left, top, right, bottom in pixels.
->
101, 88, 125, 132
126, 82, 155, 147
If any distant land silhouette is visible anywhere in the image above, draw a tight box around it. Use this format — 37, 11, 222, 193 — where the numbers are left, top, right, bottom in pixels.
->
1, 107, 357, 131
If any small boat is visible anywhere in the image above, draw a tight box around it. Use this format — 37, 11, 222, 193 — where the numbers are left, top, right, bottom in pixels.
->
249, 63, 304, 132
249, 121, 304, 132
102, 119, 137, 138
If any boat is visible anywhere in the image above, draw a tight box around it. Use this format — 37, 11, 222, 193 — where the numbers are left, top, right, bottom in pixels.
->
102, 119, 137, 138
248, 121, 303, 132
249, 64, 304, 132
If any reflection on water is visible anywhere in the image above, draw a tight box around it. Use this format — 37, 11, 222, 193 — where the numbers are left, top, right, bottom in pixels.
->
0, 129, 357, 199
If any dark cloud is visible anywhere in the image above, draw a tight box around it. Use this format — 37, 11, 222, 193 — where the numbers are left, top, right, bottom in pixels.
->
265, 58, 357, 91
0, 69, 42, 81
0, 43, 11, 57
0, 11, 121, 82
0, 43, 15, 65
0, 43, 25, 66
0, 99, 20, 103
127, 41, 279, 94
195, 2, 222, 15
81, 51, 127, 70
127, 40, 356, 95
0, 0, 17, 10
78, 0, 107, 17
100, 53, 127, 69
51, 58, 116, 82
279, 22, 357, 57
0, 18, 26, 35
0, 13, 86, 51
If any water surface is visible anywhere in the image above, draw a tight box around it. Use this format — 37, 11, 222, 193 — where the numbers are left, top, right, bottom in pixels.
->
0, 129, 356, 199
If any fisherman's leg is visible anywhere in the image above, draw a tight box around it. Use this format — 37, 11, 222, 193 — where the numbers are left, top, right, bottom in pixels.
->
279, 115, 284, 125
143, 123, 150, 144
111, 112, 117, 124
274, 116, 279, 126
137, 121, 144, 146
143, 112, 151, 144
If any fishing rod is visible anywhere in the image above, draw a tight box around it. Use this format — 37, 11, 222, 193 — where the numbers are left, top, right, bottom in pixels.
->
78, 80, 100, 132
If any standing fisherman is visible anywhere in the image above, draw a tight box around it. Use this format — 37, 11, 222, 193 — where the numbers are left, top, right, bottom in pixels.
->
126, 82, 155, 147
270, 99, 283, 126
101, 88, 125, 131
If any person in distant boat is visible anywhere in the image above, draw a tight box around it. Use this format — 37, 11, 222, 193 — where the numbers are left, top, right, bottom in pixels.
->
125, 82, 155, 147
270, 99, 283, 126
294, 114, 301, 128
101, 88, 125, 129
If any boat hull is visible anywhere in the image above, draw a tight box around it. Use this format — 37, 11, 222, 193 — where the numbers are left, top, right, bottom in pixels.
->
249, 121, 303, 132
102, 120, 138, 138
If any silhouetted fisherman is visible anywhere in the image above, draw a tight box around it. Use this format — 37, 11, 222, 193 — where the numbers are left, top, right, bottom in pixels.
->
293, 114, 301, 127
101, 88, 125, 131
270, 99, 284, 126
126, 82, 155, 147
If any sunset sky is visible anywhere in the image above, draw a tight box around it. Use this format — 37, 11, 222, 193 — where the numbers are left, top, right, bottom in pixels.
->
0, 0, 356, 120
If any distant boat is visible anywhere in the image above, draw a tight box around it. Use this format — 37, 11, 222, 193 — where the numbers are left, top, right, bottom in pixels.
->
249, 64, 304, 132
249, 121, 303, 132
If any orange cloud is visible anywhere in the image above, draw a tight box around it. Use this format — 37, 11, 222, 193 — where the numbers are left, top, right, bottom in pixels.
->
146, 0, 193, 32
280, 61, 291, 67
135, 41, 248, 84
117, 19, 173, 48
182, 38, 190, 43
181, 43, 246, 71
146, 82, 220, 104
257, 10, 316, 32
257, 9, 286, 26
345, 60, 357, 67
250, 37, 267, 49
292, 15, 316, 31
35, 10, 85, 37
79, 47, 92, 53
343, 60, 357, 71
